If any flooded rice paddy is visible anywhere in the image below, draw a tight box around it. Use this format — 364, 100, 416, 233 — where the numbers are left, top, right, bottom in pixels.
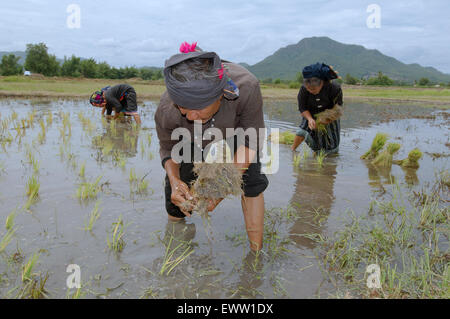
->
0, 98, 448, 298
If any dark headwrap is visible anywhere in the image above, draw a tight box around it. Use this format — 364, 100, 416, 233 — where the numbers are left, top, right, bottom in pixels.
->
163, 44, 238, 110
89, 86, 110, 105
302, 63, 338, 81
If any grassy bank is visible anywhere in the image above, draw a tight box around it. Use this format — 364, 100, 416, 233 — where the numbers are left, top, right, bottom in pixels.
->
1, 76, 450, 108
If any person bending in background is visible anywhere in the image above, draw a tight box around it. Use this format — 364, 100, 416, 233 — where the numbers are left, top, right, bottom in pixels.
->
291, 63, 343, 153
90, 84, 141, 124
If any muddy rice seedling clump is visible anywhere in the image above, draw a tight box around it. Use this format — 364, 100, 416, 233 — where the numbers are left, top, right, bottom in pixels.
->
181, 163, 243, 216
371, 143, 401, 168
314, 105, 343, 134
361, 132, 389, 160
394, 148, 423, 169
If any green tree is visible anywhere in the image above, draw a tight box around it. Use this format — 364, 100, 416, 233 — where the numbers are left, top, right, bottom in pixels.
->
123, 66, 139, 78
0, 54, 22, 76
152, 69, 163, 80
366, 72, 394, 86
61, 55, 81, 77
96, 62, 111, 78
418, 77, 430, 86
344, 73, 358, 85
80, 58, 98, 78
273, 78, 281, 84
139, 68, 154, 80
24, 43, 60, 76
296, 72, 303, 84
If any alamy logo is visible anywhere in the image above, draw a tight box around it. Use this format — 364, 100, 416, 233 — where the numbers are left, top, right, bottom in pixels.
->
66, 4, 81, 29
170, 121, 280, 174
366, 4, 381, 29
66, 264, 81, 289
366, 264, 381, 289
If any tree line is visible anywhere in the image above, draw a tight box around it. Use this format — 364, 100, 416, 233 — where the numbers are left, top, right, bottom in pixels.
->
262, 71, 450, 88
0, 43, 163, 80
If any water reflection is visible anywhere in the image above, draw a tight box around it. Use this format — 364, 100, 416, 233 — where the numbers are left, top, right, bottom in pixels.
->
91, 119, 139, 163
288, 158, 337, 249
366, 161, 397, 194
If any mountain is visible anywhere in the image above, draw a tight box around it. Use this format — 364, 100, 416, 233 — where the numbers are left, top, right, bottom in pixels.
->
0, 50, 65, 66
246, 37, 450, 83
0, 51, 27, 64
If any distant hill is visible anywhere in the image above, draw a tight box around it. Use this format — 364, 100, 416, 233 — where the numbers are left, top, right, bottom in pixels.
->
0, 50, 65, 67
0, 51, 27, 64
246, 37, 450, 83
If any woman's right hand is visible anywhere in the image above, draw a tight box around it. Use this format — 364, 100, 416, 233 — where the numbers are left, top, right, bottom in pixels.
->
170, 178, 195, 217
307, 118, 317, 130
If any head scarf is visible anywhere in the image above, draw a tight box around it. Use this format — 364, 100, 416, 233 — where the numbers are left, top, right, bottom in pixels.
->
302, 63, 339, 81
89, 86, 110, 105
163, 42, 238, 110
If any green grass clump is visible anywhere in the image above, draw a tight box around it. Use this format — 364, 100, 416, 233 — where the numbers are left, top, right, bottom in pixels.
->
269, 131, 295, 145
25, 175, 40, 208
84, 201, 101, 231
361, 133, 389, 160
394, 148, 423, 169
0, 228, 16, 253
315, 149, 327, 168
22, 253, 40, 282
76, 176, 102, 201
107, 215, 129, 253
371, 143, 401, 167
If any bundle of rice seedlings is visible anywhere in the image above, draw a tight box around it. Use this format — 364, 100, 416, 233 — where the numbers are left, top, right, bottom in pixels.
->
361, 133, 389, 160
269, 131, 295, 145
394, 148, 423, 169
315, 105, 343, 125
181, 162, 243, 217
371, 143, 401, 167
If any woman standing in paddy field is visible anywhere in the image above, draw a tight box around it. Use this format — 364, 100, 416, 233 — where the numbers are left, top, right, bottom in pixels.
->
291, 63, 343, 153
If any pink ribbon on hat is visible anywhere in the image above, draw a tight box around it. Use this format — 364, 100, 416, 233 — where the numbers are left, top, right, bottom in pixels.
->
179, 41, 197, 53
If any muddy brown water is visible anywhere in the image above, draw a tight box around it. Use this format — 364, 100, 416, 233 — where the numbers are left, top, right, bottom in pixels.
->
0, 99, 448, 298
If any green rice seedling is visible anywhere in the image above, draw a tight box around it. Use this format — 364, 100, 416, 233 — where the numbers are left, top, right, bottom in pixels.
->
39, 119, 45, 134
5, 210, 17, 230
394, 148, 423, 169
76, 176, 102, 201
137, 179, 149, 194
276, 131, 296, 145
361, 133, 389, 160
26, 175, 40, 198
22, 252, 40, 282
46, 111, 52, 126
140, 139, 145, 157
147, 133, 152, 147
78, 162, 86, 179
84, 201, 101, 231
66, 286, 83, 299
302, 144, 310, 160
159, 234, 194, 276
0, 228, 16, 253
315, 149, 327, 168
293, 154, 301, 167
129, 168, 137, 184
107, 215, 128, 253
27, 110, 36, 127
16, 272, 49, 299
371, 143, 401, 168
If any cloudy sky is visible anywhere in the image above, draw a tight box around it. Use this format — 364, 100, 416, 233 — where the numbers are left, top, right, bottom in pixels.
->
1, 0, 449, 73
